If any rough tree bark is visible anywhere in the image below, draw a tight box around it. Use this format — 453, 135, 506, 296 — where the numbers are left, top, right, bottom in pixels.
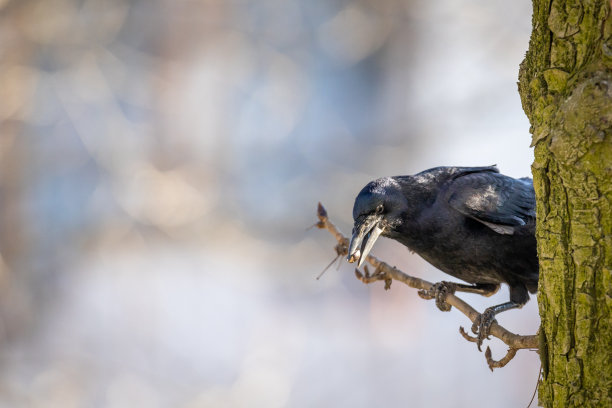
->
518, 0, 612, 406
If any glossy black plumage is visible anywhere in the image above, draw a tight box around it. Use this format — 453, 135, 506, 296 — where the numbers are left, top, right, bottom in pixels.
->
349, 165, 538, 311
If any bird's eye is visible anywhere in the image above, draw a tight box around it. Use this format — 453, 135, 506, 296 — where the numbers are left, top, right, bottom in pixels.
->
376, 204, 384, 214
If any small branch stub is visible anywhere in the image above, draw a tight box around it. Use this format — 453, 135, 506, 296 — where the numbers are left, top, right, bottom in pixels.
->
485, 347, 518, 371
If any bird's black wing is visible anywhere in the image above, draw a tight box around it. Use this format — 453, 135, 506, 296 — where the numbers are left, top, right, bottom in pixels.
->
446, 172, 535, 235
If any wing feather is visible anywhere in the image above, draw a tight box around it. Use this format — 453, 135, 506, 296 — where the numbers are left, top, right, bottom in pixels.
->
446, 172, 535, 235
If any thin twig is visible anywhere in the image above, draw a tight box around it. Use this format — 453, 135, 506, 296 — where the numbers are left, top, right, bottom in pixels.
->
316, 202, 538, 368
527, 365, 542, 408
316, 253, 341, 280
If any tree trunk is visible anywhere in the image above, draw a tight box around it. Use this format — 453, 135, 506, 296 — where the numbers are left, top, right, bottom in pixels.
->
518, 0, 612, 406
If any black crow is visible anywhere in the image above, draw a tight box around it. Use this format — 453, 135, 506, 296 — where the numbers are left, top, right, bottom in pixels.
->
347, 166, 538, 347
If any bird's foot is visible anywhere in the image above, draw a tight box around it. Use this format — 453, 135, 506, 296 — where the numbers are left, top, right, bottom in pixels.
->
418, 281, 456, 312
471, 308, 497, 351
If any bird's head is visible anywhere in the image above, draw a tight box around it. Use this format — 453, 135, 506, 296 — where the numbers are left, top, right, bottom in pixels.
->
347, 177, 407, 267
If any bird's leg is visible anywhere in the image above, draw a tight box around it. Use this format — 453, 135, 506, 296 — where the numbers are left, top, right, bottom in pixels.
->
472, 285, 529, 350
453, 283, 499, 297
418, 282, 498, 312
471, 301, 522, 351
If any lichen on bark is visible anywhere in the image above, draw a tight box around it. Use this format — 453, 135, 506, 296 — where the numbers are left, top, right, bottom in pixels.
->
518, 0, 612, 406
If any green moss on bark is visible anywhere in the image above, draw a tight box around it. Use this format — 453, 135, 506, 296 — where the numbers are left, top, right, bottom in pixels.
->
519, 0, 612, 406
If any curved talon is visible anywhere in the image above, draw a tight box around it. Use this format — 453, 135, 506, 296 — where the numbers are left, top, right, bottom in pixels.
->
459, 326, 479, 343
417, 281, 456, 311
471, 308, 497, 351
435, 284, 453, 311
417, 289, 434, 300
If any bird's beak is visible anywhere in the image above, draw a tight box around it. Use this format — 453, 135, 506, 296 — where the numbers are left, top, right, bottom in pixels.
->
347, 215, 384, 267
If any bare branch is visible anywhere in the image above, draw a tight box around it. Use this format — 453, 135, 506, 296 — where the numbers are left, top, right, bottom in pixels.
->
315, 203, 539, 368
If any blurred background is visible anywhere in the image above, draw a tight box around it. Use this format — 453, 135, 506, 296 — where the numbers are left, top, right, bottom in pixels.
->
0, 0, 540, 406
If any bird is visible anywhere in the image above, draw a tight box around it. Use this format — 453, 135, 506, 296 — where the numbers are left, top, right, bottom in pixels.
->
347, 165, 538, 348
